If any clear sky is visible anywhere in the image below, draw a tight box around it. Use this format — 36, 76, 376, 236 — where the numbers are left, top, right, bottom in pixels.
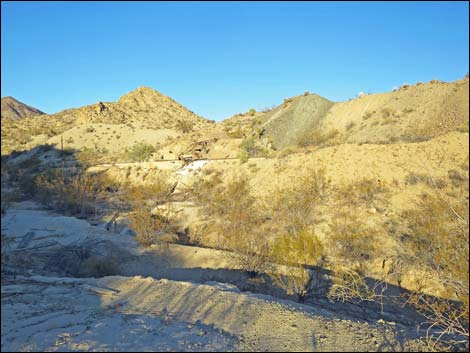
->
1, 1, 469, 121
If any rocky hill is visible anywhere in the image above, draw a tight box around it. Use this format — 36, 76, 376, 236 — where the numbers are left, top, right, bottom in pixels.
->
260, 77, 469, 149
74, 87, 210, 130
1, 87, 212, 156
1, 96, 44, 120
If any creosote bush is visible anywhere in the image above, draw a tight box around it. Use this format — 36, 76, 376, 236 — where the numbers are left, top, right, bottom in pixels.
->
327, 213, 381, 271
127, 142, 156, 162
128, 205, 176, 247
269, 168, 331, 234
176, 119, 193, 133
270, 229, 324, 301
34, 169, 107, 216
192, 174, 269, 275
338, 177, 388, 208
399, 192, 469, 346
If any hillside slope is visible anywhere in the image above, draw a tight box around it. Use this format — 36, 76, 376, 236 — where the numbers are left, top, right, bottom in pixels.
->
260, 77, 469, 149
1, 96, 44, 120
1, 87, 211, 156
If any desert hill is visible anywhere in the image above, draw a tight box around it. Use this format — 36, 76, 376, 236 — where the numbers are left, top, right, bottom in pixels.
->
1, 96, 44, 120
259, 77, 469, 149
1, 87, 212, 156
75, 86, 210, 130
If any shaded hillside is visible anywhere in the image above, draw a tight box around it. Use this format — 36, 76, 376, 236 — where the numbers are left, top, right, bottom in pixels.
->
1, 96, 44, 120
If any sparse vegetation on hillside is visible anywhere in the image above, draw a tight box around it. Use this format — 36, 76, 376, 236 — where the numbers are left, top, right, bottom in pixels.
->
127, 142, 156, 162
298, 128, 340, 148
176, 119, 194, 133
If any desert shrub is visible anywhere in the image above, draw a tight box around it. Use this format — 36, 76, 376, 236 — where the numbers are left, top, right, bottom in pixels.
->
78, 256, 117, 277
239, 134, 268, 157
16, 154, 42, 173
283, 98, 294, 104
176, 119, 193, 133
129, 205, 176, 247
248, 108, 256, 116
326, 213, 387, 306
270, 229, 324, 301
240, 135, 256, 153
224, 231, 271, 277
448, 169, 467, 187
338, 177, 388, 208
362, 111, 375, 120
400, 192, 469, 347
345, 121, 356, 130
76, 147, 102, 168
239, 150, 249, 163
228, 126, 244, 138
456, 123, 469, 133
1, 191, 18, 215
398, 134, 432, 143
18, 172, 38, 197
327, 213, 381, 270
405, 172, 447, 189
34, 169, 105, 216
277, 146, 299, 158
123, 178, 174, 207
190, 173, 224, 209
127, 143, 156, 162
327, 267, 387, 306
193, 175, 269, 275
298, 129, 339, 148
269, 168, 331, 234
381, 107, 398, 119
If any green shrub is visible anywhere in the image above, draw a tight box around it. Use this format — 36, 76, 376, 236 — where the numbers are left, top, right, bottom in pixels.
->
239, 150, 249, 163
129, 206, 176, 247
270, 229, 324, 301
176, 120, 193, 133
127, 143, 156, 162
456, 123, 469, 133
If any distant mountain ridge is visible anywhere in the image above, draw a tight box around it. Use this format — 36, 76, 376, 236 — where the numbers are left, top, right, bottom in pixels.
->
1, 96, 45, 120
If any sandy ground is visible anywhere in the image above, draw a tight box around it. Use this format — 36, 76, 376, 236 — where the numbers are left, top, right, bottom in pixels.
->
1, 276, 238, 352
1, 202, 430, 352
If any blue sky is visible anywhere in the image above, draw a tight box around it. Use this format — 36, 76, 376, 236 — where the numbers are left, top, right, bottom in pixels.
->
1, 1, 468, 121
